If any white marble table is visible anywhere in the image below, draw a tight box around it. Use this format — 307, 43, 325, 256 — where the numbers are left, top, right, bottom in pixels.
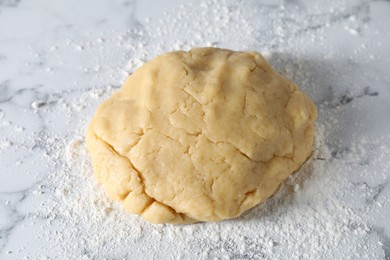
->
1, 0, 390, 259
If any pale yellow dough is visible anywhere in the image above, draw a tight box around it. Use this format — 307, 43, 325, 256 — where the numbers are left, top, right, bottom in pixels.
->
86, 48, 317, 224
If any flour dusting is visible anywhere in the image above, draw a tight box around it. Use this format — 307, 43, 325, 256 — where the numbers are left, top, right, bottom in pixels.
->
32, 0, 390, 258
1, 0, 389, 259
36, 107, 388, 259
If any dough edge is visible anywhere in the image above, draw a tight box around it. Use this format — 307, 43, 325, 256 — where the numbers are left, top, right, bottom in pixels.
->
85, 47, 317, 224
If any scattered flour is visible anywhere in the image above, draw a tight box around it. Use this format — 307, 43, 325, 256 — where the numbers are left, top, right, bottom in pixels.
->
35, 111, 388, 259
0, 139, 12, 149
2, 0, 389, 259
31, 100, 46, 112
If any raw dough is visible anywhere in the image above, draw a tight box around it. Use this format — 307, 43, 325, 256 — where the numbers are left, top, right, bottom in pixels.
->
86, 48, 317, 224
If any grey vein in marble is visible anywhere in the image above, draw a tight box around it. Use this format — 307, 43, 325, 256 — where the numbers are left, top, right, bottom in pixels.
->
0, 0, 390, 259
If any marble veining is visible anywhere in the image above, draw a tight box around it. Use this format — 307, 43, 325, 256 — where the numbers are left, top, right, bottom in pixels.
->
0, 0, 390, 259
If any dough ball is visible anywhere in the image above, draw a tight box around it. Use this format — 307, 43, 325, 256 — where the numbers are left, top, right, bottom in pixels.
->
86, 47, 317, 224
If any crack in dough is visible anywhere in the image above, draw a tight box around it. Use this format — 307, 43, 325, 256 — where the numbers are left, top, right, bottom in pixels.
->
89, 127, 195, 223
86, 47, 317, 224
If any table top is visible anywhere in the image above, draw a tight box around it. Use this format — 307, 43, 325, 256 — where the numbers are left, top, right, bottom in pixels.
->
1, 0, 390, 259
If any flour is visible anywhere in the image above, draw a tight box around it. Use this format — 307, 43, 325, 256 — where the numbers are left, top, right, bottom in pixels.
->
36, 110, 388, 259
0, 138, 12, 149
14, 0, 390, 259
31, 100, 46, 112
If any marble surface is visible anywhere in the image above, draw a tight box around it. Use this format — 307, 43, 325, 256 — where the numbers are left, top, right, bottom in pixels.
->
1, 0, 390, 259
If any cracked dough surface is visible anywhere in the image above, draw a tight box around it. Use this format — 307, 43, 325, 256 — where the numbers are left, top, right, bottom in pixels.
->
86, 47, 317, 224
